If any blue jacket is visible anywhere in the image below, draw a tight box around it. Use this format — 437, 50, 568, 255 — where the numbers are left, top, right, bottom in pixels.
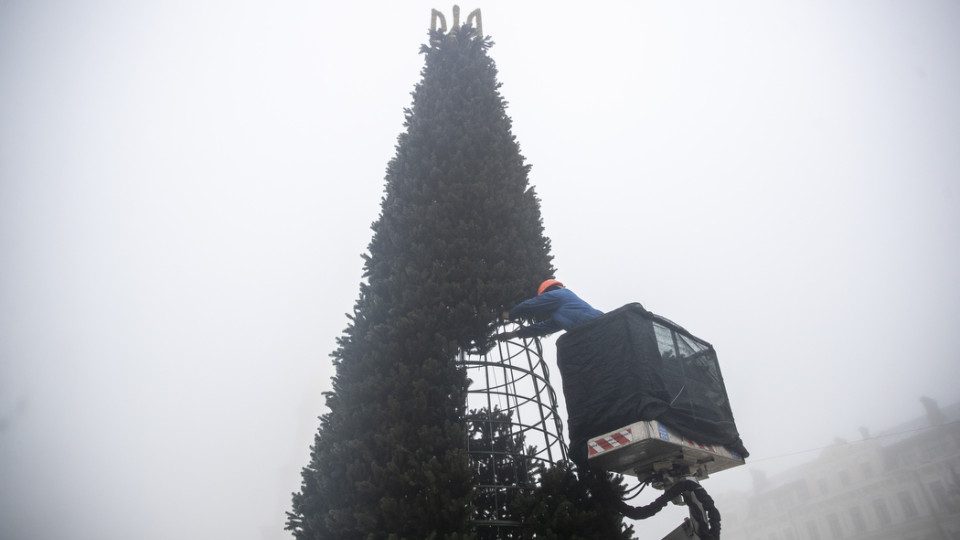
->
509, 288, 603, 338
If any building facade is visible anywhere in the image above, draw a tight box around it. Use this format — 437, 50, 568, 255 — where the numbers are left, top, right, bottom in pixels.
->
721, 399, 960, 540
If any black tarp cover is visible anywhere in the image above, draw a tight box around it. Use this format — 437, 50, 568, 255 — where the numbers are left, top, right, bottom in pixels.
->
556, 303, 749, 467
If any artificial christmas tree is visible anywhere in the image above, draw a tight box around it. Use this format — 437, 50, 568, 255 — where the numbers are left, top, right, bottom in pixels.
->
288, 18, 631, 539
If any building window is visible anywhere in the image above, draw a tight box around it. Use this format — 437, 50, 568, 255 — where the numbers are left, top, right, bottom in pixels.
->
806, 520, 822, 540
849, 506, 867, 532
873, 498, 892, 526
839, 470, 851, 485
930, 480, 949, 510
827, 513, 843, 539
899, 491, 920, 519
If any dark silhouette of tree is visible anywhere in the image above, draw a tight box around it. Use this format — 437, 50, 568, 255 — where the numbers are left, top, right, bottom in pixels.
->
514, 463, 635, 540
465, 408, 636, 539
286, 23, 556, 539
466, 407, 530, 538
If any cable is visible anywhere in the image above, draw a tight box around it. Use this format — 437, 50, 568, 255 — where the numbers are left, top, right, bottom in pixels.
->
746, 420, 959, 465
684, 485, 721, 540
615, 480, 695, 520
622, 481, 647, 502
617, 481, 721, 539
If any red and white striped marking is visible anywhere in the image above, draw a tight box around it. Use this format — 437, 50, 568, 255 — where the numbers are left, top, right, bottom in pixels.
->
683, 438, 716, 453
588, 428, 633, 456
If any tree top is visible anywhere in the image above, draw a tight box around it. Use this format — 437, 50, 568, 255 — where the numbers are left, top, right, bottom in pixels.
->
431, 6, 483, 40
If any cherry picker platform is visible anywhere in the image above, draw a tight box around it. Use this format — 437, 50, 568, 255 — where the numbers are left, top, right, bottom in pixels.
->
556, 303, 748, 539
587, 419, 745, 480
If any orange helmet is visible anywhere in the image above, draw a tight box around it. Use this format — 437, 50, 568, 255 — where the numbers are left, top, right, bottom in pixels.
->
537, 279, 564, 295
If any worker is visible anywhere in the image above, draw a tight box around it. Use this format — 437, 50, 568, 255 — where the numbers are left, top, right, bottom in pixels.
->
496, 279, 603, 341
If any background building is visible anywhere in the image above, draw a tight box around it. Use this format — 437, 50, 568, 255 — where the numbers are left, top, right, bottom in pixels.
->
721, 398, 960, 540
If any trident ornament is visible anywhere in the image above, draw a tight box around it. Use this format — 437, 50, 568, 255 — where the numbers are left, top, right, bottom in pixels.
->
430, 6, 483, 39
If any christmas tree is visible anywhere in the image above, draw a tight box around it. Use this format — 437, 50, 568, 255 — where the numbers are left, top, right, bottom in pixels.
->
288, 18, 631, 539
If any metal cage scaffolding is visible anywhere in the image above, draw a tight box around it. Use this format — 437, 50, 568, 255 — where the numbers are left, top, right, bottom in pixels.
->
459, 328, 567, 533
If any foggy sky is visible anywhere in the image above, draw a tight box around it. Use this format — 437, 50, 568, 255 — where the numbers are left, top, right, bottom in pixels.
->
1, 2, 958, 539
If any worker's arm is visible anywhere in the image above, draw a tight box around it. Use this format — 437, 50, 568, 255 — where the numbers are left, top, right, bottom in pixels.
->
495, 318, 562, 341
508, 290, 566, 320
516, 318, 562, 338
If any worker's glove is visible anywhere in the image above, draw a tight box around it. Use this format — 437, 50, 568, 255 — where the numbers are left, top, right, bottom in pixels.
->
500, 311, 512, 322
495, 330, 518, 342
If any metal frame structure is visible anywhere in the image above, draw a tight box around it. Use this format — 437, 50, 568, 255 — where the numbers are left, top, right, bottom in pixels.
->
459, 326, 567, 535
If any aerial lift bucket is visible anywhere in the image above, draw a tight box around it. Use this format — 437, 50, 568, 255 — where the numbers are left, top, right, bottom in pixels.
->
556, 303, 748, 539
